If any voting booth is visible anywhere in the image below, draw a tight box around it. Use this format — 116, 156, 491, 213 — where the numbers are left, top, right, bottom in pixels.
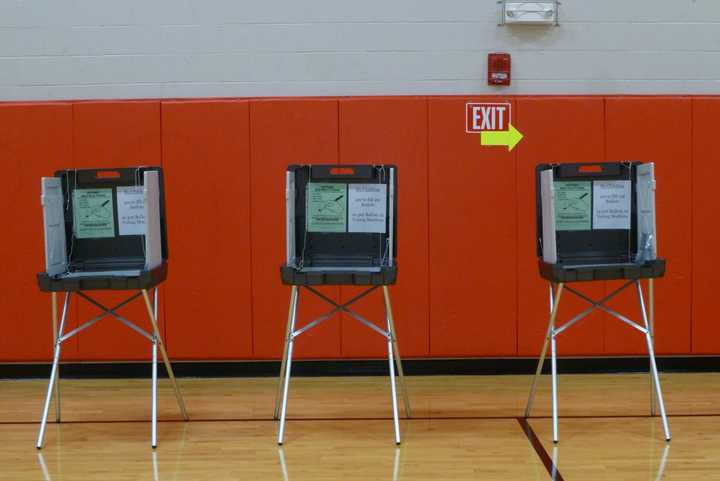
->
275, 164, 410, 445
525, 161, 670, 443
36, 167, 188, 449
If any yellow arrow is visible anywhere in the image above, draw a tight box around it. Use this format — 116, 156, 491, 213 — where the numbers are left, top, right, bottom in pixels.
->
480, 123, 524, 151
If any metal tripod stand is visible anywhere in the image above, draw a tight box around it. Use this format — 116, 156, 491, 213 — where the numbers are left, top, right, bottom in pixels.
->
274, 285, 411, 445
36, 287, 189, 449
525, 278, 670, 443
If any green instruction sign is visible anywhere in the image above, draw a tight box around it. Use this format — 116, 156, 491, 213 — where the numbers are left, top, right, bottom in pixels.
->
307, 183, 347, 232
554, 181, 591, 231
73, 189, 116, 238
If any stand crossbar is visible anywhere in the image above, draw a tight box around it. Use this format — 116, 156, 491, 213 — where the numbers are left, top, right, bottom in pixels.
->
524, 279, 671, 443
552, 280, 631, 336
304, 286, 390, 339
36, 288, 188, 450
58, 292, 144, 342
274, 285, 411, 445
563, 285, 647, 333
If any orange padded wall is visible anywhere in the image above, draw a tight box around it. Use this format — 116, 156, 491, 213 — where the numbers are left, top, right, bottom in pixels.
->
161, 100, 253, 359
0, 103, 75, 361
691, 98, 720, 354
428, 97, 518, 356
515, 97, 607, 356
1, 95, 718, 362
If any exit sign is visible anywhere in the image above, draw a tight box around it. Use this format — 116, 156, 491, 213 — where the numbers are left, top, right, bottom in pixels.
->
465, 102, 511, 133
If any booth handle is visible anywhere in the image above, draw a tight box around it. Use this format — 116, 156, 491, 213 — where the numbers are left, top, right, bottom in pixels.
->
68, 167, 158, 185
557, 162, 627, 178
95, 170, 122, 179
577, 164, 603, 173
311, 164, 375, 180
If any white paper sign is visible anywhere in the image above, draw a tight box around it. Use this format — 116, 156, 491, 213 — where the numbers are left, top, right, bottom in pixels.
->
593, 180, 631, 230
348, 184, 387, 233
116, 186, 146, 236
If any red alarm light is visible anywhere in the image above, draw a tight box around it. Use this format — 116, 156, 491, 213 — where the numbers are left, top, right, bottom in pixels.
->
488, 53, 511, 86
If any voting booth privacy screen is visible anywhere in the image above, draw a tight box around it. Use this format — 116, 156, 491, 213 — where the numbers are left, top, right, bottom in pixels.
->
536, 162, 665, 282
282, 164, 397, 285
38, 167, 168, 291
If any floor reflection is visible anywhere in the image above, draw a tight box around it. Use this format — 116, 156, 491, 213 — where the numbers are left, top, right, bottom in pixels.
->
550, 446, 559, 481
36, 452, 51, 481
38, 450, 161, 481
550, 441, 670, 481
278, 446, 402, 481
36, 422, 189, 481
654, 444, 670, 481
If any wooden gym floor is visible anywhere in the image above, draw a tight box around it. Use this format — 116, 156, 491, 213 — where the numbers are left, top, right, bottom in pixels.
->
0, 373, 719, 480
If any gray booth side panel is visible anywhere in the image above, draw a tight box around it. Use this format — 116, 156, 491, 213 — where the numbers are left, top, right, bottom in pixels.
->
41, 177, 68, 276
286, 170, 296, 266
635, 162, 657, 262
143, 171, 162, 270
540, 168, 558, 264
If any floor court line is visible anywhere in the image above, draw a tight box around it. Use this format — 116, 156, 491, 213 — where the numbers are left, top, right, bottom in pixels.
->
2, 412, 718, 426
517, 417, 564, 481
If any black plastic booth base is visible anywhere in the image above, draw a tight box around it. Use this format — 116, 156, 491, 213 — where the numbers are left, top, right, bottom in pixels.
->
281, 265, 397, 286
539, 259, 665, 283
37, 263, 168, 292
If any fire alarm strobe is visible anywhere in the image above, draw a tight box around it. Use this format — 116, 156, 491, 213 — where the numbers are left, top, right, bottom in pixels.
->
488, 53, 511, 86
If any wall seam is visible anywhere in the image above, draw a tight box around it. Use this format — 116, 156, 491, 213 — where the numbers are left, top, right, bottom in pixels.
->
247, 100, 256, 359
426, 97, 432, 357
336, 98, 344, 358
159, 101, 169, 350
514, 98, 520, 356
71, 102, 80, 360
601, 96, 608, 355
689, 98, 695, 353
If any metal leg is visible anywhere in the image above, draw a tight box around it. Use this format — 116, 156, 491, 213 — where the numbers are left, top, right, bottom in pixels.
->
278, 286, 300, 445
637, 281, 671, 441
51, 293, 61, 423
275, 286, 299, 420
142, 289, 189, 422
37, 292, 70, 449
525, 283, 564, 418
648, 279, 657, 416
387, 328, 401, 445
151, 335, 158, 448
551, 323, 559, 443
383, 286, 411, 419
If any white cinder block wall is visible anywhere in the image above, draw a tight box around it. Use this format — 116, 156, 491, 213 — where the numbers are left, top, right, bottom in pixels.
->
1, 0, 720, 100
